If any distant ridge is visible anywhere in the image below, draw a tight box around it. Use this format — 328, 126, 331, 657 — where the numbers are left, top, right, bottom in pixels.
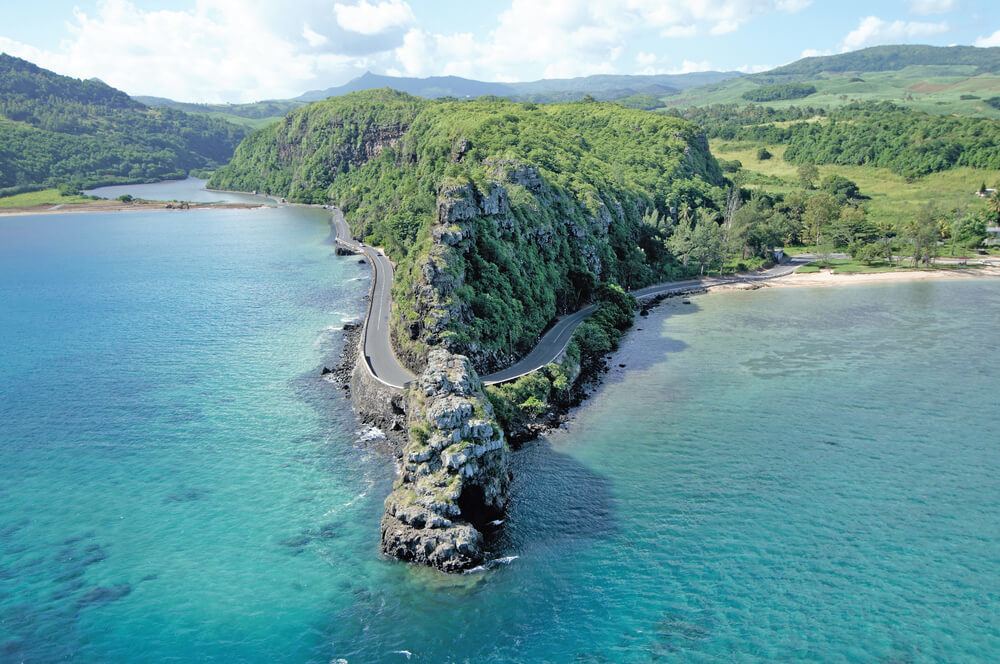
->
295, 71, 515, 101
766, 44, 1000, 77
295, 70, 741, 103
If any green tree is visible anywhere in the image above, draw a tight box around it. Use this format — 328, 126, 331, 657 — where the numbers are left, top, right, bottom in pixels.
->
989, 192, 1000, 223
903, 204, 941, 266
803, 192, 840, 250
950, 212, 987, 252
797, 163, 819, 189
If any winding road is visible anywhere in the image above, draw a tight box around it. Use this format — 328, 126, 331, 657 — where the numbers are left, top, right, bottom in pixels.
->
333, 208, 813, 390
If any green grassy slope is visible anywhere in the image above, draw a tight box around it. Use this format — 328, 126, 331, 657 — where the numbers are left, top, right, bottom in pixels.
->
666, 45, 1000, 119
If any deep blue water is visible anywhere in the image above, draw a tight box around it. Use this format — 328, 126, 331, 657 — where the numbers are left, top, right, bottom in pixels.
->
1, 202, 998, 662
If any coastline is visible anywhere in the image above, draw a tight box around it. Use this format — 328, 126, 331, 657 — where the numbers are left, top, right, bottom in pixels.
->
531, 263, 1000, 442
755, 263, 1000, 289
0, 200, 266, 217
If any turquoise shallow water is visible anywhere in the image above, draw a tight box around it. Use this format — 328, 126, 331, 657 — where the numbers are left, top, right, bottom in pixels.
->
86, 177, 270, 204
1, 204, 998, 662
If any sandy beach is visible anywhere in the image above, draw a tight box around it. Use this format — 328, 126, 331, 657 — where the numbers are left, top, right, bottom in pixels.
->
0, 200, 266, 217
762, 263, 1000, 288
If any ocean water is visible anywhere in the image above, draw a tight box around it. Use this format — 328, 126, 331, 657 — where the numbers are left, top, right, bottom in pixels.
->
2, 203, 998, 662
86, 177, 270, 205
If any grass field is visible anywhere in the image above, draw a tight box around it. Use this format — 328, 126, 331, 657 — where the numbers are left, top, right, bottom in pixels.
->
0, 189, 95, 208
665, 66, 1000, 119
710, 140, 999, 229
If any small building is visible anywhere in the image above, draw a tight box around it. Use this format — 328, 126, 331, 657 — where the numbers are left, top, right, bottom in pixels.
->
976, 187, 997, 198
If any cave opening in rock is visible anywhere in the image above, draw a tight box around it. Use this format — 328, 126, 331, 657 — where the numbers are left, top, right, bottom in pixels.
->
457, 483, 501, 531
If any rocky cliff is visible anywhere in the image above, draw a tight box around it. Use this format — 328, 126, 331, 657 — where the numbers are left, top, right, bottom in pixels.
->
208, 90, 424, 202
380, 350, 510, 572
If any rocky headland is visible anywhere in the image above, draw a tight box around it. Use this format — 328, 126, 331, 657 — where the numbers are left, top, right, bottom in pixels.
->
379, 350, 510, 572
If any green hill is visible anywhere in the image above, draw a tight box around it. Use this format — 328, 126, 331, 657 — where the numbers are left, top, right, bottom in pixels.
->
0, 54, 247, 194
132, 96, 304, 129
211, 90, 724, 372
667, 45, 1000, 118
768, 45, 1000, 76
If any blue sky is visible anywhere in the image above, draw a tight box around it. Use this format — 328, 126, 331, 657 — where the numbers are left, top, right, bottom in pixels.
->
1, 0, 997, 102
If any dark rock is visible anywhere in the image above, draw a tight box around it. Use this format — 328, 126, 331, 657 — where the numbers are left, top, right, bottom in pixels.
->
640, 309, 649, 317
380, 350, 509, 573
321, 367, 333, 375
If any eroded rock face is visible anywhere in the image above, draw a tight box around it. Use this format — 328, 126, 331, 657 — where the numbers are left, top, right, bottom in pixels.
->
380, 350, 510, 572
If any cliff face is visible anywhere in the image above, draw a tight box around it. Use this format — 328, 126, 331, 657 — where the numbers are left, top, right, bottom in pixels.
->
208, 90, 424, 202
380, 350, 510, 572
214, 93, 726, 376
395, 156, 638, 372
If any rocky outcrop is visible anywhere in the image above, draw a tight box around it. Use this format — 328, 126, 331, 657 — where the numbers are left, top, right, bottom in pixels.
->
380, 350, 510, 572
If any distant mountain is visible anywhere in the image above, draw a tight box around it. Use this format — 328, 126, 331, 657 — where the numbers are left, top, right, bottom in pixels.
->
0, 53, 247, 193
296, 71, 515, 102
511, 71, 738, 96
767, 44, 1000, 77
295, 70, 742, 103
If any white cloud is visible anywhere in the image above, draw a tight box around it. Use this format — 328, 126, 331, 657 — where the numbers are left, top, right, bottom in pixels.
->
800, 48, 832, 58
391, 0, 810, 81
302, 23, 329, 47
333, 0, 415, 36
662, 25, 697, 38
0, 0, 406, 102
0, 0, 822, 100
907, 0, 956, 15
975, 29, 1000, 47
840, 16, 949, 52
736, 63, 773, 73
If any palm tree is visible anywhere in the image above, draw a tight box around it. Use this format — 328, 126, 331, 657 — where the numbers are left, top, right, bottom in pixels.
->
989, 192, 1000, 223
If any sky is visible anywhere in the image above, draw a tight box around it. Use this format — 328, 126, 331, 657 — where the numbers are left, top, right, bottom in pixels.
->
1, 0, 998, 103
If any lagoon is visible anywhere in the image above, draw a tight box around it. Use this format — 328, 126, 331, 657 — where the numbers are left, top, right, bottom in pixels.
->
1, 203, 997, 661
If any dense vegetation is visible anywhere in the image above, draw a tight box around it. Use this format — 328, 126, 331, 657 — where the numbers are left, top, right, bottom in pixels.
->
212, 90, 727, 371
671, 102, 1000, 178
0, 54, 246, 193
741, 83, 816, 102
486, 284, 636, 440
134, 96, 303, 120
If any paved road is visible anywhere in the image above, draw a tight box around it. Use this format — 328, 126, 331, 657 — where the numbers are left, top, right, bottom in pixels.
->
334, 206, 814, 389
481, 256, 815, 384
332, 209, 416, 389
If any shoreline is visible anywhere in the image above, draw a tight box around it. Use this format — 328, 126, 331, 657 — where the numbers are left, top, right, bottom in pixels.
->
531, 263, 1000, 442
0, 200, 268, 217
752, 263, 1000, 289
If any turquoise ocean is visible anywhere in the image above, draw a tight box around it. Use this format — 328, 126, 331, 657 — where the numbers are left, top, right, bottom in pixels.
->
1, 182, 997, 662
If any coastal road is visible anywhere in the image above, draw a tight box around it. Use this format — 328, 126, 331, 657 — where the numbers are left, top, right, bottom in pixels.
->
481, 256, 815, 384
333, 206, 814, 390
332, 209, 417, 389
